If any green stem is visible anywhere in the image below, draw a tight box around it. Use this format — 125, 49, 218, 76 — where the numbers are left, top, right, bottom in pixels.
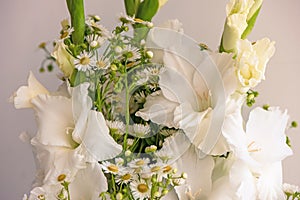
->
123, 69, 130, 150
66, 0, 85, 45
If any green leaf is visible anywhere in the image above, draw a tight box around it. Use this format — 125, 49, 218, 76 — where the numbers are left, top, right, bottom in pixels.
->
241, 5, 262, 39
66, 0, 85, 44
124, 0, 139, 16
69, 69, 86, 87
136, 0, 159, 21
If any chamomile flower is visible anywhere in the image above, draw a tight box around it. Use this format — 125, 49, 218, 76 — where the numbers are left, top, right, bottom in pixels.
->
130, 179, 151, 200
101, 161, 120, 175
116, 171, 134, 184
86, 34, 106, 48
74, 51, 96, 71
132, 123, 151, 138
60, 27, 74, 40
96, 56, 110, 70
144, 65, 163, 76
283, 183, 299, 195
128, 158, 150, 169
134, 91, 147, 104
123, 45, 141, 62
106, 120, 125, 135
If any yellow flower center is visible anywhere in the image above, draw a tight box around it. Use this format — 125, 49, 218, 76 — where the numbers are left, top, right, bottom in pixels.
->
136, 160, 145, 166
57, 174, 66, 182
137, 183, 149, 193
60, 31, 69, 39
80, 56, 90, 65
108, 164, 119, 173
122, 173, 131, 181
38, 194, 45, 200
151, 166, 161, 172
96, 60, 106, 68
163, 165, 172, 173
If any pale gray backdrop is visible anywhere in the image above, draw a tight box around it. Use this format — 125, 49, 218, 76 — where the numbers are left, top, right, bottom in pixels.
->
1, 0, 299, 199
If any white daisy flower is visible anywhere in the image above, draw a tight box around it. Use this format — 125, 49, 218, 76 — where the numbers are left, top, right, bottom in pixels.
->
130, 179, 151, 200
128, 158, 150, 169
144, 65, 164, 76
101, 161, 120, 175
132, 123, 151, 138
60, 27, 74, 40
123, 45, 141, 62
74, 51, 96, 71
116, 171, 134, 184
86, 34, 106, 48
106, 120, 125, 135
283, 183, 299, 194
115, 157, 124, 166
96, 56, 110, 70
127, 138, 135, 147
134, 91, 147, 104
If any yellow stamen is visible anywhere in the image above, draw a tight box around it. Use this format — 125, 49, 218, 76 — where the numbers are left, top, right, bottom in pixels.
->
108, 164, 119, 173
151, 166, 161, 172
80, 57, 90, 65
137, 183, 148, 193
122, 173, 131, 181
57, 174, 66, 182
163, 165, 172, 173
136, 160, 145, 166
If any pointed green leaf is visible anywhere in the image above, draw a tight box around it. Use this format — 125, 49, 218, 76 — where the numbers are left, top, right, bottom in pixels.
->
136, 0, 159, 21
241, 5, 262, 39
124, 0, 139, 16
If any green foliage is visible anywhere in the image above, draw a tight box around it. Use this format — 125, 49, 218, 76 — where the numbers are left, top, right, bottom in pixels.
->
136, 0, 159, 21
241, 6, 262, 39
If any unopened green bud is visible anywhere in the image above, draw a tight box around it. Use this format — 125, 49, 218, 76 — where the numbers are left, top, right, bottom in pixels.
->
291, 121, 298, 128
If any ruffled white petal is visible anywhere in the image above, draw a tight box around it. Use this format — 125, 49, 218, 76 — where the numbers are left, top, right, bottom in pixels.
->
69, 163, 108, 200
31, 94, 77, 148
82, 110, 122, 161
13, 71, 49, 109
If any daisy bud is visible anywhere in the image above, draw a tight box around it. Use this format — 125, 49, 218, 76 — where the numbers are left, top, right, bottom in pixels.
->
115, 46, 123, 54
116, 193, 123, 200
181, 172, 188, 179
154, 191, 161, 198
125, 150, 132, 157
162, 189, 168, 196
146, 51, 154, 59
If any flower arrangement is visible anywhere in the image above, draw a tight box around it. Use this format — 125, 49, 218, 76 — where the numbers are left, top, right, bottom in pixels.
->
11, 0, 300, 199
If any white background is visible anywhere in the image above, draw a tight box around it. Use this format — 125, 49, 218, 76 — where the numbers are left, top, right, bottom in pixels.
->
1, 0, 300, 199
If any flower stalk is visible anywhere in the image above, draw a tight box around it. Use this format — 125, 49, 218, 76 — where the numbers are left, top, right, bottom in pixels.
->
66, 0, 85, 45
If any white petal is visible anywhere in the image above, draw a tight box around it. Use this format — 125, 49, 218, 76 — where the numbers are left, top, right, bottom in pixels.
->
13, 71, 49, 109
257, 162, 286, 200
31, 95, 77, 148
31, 137, 85, 186
69, 163, 108, 200
136, 92, 179, 128
82, 110, 122, 161
173, 146, 214, 199
246, 107, 293, 164
72, 83, 93, 143
156, 131, 191, 163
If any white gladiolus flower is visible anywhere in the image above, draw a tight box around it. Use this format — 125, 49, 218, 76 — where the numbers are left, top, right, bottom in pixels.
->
137, 27, 241, 156
13, 73, 122, 198
235, 38, 275, 91
218, 107, 293, 199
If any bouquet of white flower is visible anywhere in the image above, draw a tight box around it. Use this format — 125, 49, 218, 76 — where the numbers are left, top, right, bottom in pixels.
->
12, 0, 300, 199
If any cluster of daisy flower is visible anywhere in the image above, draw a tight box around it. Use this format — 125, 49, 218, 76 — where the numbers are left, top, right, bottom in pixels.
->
283, 183, 300, 200
100, 151, 187, 200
